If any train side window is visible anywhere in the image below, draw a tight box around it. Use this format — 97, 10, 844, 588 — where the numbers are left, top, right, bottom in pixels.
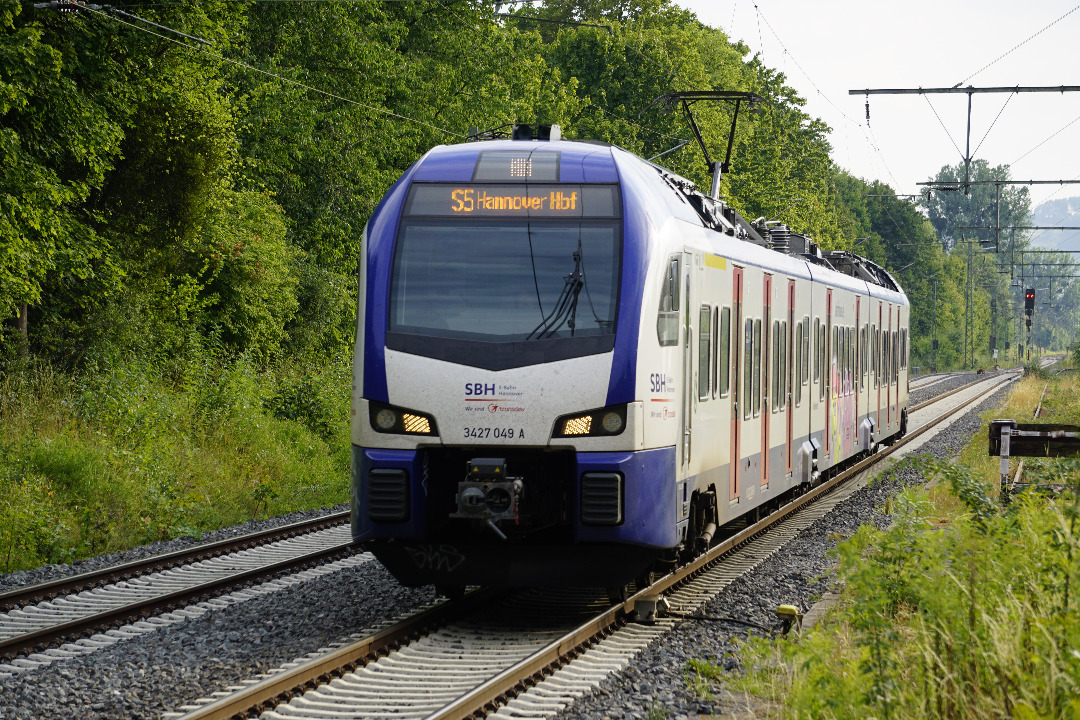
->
879, 329, 885, 388
719, 307, 731, 397
711, 307, 719, 399
836, 327, 842, 396
753, 319, 762, 417
860, 326, 868, 391
818, 321, 826, 401
802, 317, 810, 387
780, 320, 788, 410
795, 322, 803, 407
884, 332, 891, 386
838, 328, 844, 395
881, 331, 887, 387
873, 325, 879, 388
893, 331, 899, 384
657, 256, 680, 346
831, 326, 838, 399
838, 328, 846, 397
743, 318, 753, 420
812, 318, 820, 384
890, 331, 896, 385
901, 329, 908, 370
771, 321, 780, 412
698, 305, 712, 400
848, 327, 855, 395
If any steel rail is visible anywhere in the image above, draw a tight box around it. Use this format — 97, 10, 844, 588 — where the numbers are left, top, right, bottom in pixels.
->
175, 371, 1019, 720
172, 588, 504, 720
910, 372, 1005, 413
426, 372, 1020, 720
0, 510, 349, 612
0, 541, 356, 661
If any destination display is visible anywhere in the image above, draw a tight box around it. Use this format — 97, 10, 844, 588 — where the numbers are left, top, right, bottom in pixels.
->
405, 184, 619, 218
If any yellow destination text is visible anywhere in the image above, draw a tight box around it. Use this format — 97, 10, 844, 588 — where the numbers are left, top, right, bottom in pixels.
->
450, 188, 578, 213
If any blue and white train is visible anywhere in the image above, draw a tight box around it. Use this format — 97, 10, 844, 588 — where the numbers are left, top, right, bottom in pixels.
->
351, 131, 909, 592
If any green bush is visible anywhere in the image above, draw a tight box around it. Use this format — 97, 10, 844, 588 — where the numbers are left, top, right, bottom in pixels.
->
0, 352, 351, 572
733, 480, 1080, 720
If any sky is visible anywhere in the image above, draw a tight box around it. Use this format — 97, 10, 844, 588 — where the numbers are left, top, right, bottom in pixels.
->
676, 0, 1080, 221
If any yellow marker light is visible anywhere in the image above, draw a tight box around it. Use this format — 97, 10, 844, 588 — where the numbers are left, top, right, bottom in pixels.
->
402, 413, 431, 434
563, 416, 592, 436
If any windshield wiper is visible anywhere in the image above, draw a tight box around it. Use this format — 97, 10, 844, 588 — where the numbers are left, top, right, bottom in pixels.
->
526, 250, 583, 340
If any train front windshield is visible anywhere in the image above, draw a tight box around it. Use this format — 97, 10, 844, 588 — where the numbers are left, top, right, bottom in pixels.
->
389, 183, 621, 344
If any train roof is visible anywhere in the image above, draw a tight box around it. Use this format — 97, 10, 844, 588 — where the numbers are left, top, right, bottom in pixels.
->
412, 139, 619, 184
408, 139, 903, 297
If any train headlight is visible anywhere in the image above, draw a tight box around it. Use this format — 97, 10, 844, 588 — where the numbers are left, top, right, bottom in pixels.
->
552, 404, 627, 438
601, 411, 624, 434
375, 408, 398, 431
369, 401, 438, 436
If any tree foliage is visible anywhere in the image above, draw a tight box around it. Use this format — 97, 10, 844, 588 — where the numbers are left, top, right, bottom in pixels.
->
1, 0, 1076, 373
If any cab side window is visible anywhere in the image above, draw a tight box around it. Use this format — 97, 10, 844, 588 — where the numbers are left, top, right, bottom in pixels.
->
657, 256, 680, 346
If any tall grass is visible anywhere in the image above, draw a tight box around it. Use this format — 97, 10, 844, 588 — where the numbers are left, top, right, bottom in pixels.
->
719, 367, 1080, 719
0, 354, 352, 572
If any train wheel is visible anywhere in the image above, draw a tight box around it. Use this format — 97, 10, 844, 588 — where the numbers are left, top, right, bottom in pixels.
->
606, 585, 631, 604
681, 489, 718, 563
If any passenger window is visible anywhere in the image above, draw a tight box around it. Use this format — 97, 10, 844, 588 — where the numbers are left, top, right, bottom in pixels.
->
743, 318, 753, 420
818, 322, 826, 401
832, 326, 838, 398
698, 305, 712, 400
719, 307, 731, 397
753, 319, 762, 417
657, 256, 680, 346
893, 331, 899, 384
771, 321, 780, 412
872, 325, 878, 388
884, 332, 891, 385
813, 318, 821, 383
711, 308, 719, 399
861, 326, 868, 391
848, 327, 855, 395
802, 318, 810, 386
779, 320, 788, 410
795, 322, 803, 407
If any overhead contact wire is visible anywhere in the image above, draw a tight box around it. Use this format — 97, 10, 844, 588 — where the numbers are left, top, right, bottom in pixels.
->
958, 4, 1080, 85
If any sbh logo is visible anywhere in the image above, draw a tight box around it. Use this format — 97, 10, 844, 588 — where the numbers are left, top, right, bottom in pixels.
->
465, 383, 496, 396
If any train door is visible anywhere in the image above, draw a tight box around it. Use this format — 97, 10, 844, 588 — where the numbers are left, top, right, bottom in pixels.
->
876, 301, 882, 430
855, 296, 861, 430
786, 280, 795, 475
730, 267, 744, 501
762, 274, 772, 487
824, 289, 832, 459
681, 252, 694, 471
886, 304, 893, 429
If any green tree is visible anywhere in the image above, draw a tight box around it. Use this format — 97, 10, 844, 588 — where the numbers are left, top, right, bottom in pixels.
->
0, 4, 125, 337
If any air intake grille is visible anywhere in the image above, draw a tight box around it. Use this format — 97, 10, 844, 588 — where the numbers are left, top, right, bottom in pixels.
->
367, 469, 409, 522
581, 473, 623, 526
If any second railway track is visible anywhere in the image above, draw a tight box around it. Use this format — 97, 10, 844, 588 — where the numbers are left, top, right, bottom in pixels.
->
0, 511, 355, 669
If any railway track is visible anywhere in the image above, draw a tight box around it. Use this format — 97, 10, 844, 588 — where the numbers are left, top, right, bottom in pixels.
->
166, 369, 1020, 720
0, 511, 354, 668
